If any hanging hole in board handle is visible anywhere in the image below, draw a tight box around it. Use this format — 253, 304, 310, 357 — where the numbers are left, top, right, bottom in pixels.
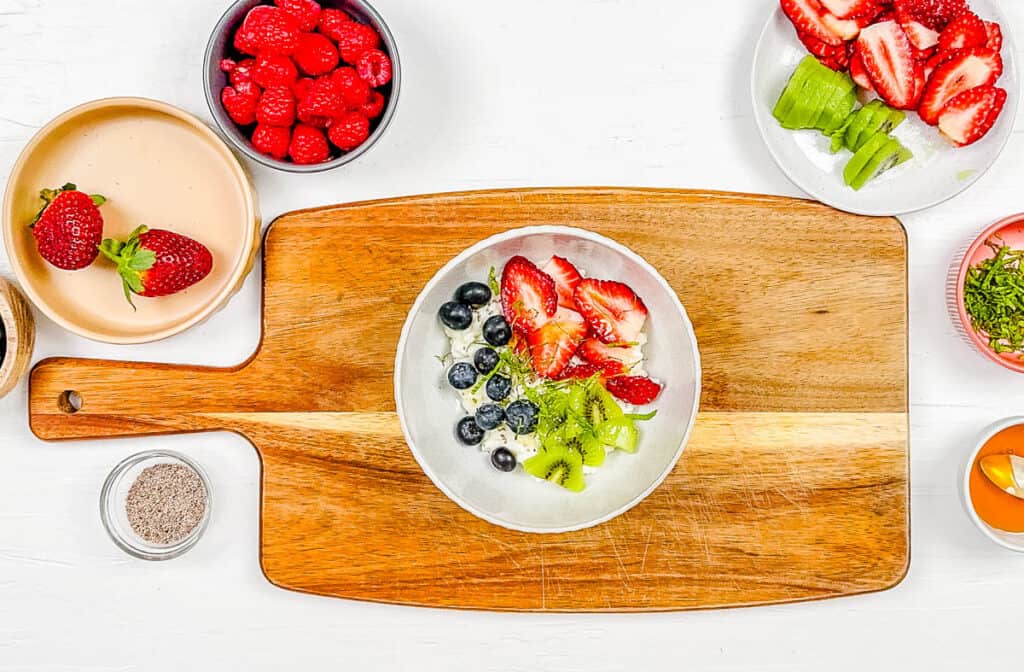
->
58, 390, 82, 414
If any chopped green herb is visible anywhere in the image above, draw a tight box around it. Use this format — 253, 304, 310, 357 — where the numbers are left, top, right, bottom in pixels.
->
488, 266, 500, 297
964, 241, 1024, 355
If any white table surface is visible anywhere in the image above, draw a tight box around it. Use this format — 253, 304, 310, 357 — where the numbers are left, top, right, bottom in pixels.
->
2, 0, 1023, 669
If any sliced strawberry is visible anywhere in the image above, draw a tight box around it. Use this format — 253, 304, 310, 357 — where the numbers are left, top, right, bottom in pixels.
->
923, 47, 958, 80
525, 307, 587, 379
541, 256, 583, 309
797, 30, 849, 59
605, 377, 664, 406
984, 21, 1002, 52
849, 47, 875, 90
573, 279, 649, 344
917, 47, 1002, 124
894, 0, 968, 32
578, 338, 634, 375
781, 0, 845, 46
902, 20, 940, 49
501, 256, 557, 333
556, 361, 627, 382
938, 85, 1006, 146
937, 11, 988, 52
820, 0, 880, 19
822, 11, 864, 40
858, 20, 922, 109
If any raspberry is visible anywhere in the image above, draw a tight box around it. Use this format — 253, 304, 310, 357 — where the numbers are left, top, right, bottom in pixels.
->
222, 57, 257, 86
251, 124, 291, 160
253, 53, 298, 88
289, 124, 330, 164
233, 6, 300, 56
221, 81, 261, 125
296, 76, 344, 126
274, 0, 321, 31
330, 67, 371, 107
333, 21, 380, 63
256, 86, 296, 127
358, 90, 385, 119
292, 77, 314, 100
327, 111, 370, 151
317, 8, 352, 41
356, 49, 392, 87
293, 32, 339, 76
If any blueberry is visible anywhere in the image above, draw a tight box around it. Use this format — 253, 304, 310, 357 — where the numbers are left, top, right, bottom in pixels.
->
447, 362, 478, 390
475, 403, 506, 430
485, 374, 512, 402
490, 447, 517, 472
439, 301, 473, 330
482, 315, 512, 346
456, 417, 485, 445
505, 399, 539, 435
455, 282, 492, 307
474, 347, 500, 375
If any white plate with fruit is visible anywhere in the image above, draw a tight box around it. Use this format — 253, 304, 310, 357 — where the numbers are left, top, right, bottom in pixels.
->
752, 0, 1018, 216
394, 227, 701, 534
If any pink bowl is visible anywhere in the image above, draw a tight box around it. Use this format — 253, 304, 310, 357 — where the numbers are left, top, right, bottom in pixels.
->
955, 214, 1024, 373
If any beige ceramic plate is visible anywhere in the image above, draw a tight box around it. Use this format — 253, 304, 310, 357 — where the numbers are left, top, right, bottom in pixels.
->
2, 98, 260, 343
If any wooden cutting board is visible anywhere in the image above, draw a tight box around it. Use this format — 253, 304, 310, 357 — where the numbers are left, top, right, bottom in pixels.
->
28, 188, 909, 611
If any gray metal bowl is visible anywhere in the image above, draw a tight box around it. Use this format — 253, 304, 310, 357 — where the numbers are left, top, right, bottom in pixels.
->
203, 0, 400, 173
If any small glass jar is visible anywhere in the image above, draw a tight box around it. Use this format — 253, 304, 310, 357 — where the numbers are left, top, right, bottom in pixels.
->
100, 450, 212, 560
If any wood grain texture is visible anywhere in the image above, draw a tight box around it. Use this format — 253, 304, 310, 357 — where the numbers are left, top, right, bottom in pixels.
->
0, 277, 35, 399
27, 188, 909, 611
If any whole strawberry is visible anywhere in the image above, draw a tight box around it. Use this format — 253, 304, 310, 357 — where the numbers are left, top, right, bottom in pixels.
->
31, 183, 106, 270
99, 226, 213, 306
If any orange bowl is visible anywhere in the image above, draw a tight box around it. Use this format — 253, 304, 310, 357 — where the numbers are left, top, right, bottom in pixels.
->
954, 214, 1024, 373
2, 97, 260, 344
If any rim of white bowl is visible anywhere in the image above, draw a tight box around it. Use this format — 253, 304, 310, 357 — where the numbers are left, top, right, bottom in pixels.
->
749, 1, 1020, 217
393, 225, 703, 534
961, 416, 1024, 552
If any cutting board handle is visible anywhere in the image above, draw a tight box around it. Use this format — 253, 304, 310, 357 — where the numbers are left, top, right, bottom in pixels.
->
28, 357, 243, 441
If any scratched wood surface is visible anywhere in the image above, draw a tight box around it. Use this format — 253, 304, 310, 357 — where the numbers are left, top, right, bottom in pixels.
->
27, 188, 909, 611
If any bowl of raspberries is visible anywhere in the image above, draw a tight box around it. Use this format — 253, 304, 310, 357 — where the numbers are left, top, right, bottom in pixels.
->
204, 0, 399, 171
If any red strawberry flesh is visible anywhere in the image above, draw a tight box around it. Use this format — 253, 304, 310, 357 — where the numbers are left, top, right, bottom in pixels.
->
781, 0, 845, 46
525, 307, 587, 379
541, 255, 583, 309
501, 256, 558, 333
605, 376, 663, 406
31, 184, 106, 270
938, 85, 1006, 146
573, 279, 648, 344
917, 47, 1002, 124
857, 20, 922, 109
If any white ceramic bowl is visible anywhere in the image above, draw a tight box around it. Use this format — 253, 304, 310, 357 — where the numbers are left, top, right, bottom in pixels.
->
961, 416, 1024, 552
751, 0, 1018, 216
394, 226, 702, 534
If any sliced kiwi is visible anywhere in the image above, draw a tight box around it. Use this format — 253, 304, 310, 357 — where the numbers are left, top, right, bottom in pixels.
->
855, 107, 905, 152
595, 417, 639, 454
843, 101, 881, 152
842, 132, 890, 186
547, 426, 605, 468
524, 443, 586, 492
773, 56, 823, 124
815, 72, 857, 133
844, 136, 912, 191
846, 101, 906, 152
569, 381, 623, 429
851, 140, 912, 191
783, 76, 834, 130
828, 117, 853, 154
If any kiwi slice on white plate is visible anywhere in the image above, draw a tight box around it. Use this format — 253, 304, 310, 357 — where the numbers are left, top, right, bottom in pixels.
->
524, 442, 586, 492
844, 134, 912, 191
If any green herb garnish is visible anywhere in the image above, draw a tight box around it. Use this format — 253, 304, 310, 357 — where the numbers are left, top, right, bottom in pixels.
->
964, 241, 1024, 355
